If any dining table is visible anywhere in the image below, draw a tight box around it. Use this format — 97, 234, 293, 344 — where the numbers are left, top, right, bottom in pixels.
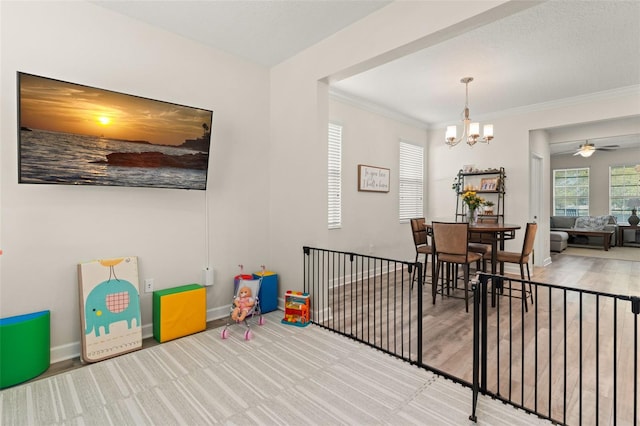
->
424, 221, 521, 306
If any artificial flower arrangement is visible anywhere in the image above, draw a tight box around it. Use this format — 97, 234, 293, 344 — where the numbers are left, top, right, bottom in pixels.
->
461, 191, 486, 211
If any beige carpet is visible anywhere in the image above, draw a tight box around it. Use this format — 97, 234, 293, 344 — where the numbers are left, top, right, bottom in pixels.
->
0, 311, 550, 425
560, 246, 639, 261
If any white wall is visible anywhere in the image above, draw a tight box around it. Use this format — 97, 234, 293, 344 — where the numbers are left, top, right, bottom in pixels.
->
0, 1, 270, 361
328, 97, 428, 261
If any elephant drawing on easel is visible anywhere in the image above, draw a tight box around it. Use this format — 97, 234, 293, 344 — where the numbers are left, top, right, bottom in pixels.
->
85, 278, 140, 337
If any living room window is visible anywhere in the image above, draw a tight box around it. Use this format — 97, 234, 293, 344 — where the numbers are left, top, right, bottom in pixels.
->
399, 140, 423, 222
328, 122, 342, 229
553, 167, 589, 216
609, 164, 640, 222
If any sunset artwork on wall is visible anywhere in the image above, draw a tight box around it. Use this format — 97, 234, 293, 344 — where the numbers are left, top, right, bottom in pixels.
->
17, 72, 213, 190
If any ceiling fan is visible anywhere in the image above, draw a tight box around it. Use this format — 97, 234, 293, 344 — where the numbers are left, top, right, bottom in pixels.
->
570, 142, 620, 157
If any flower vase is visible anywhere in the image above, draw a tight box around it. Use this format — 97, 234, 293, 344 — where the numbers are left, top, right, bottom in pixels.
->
629, 208, 640, 226
468, 208, 477, 225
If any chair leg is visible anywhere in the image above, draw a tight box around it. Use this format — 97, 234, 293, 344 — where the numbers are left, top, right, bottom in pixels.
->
526, 263, 534, 304
519, 263, 528, 312
421, 254, 427, 285
433, 260, 441, 305
498, 262, 505, 294
411, 253, 419, 290
422, 254, 430, 286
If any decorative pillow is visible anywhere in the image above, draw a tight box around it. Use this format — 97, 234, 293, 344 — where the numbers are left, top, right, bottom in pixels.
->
574, 216, 608, 230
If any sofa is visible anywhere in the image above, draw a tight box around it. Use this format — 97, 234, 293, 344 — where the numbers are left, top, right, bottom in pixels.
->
550, 215, 618, 248
550, 231, 569, 252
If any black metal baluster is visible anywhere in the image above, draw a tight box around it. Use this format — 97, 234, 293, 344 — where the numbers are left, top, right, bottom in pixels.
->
563, 289, 567, 425
521, 280, 526, 408
509, 278, 513, 401
613, 298, 617, 426
579, 292, 583, 426
548, 286, 552, 419
596, 295, 600, 426
417, 262, 423, 365
535, 283, 539, 414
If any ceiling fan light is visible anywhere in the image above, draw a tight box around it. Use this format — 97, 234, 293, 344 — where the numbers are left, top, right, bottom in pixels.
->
579, 149, 595, 157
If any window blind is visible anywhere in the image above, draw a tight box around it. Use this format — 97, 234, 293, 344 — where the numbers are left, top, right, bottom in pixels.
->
399, 141, 424, 221
328, 123, 342, 229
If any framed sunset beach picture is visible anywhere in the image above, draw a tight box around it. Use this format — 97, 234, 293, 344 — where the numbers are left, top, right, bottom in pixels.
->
17, 72, 213, 190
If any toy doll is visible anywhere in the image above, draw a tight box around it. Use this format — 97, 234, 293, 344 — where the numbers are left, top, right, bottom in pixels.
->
232, 286, 254, 321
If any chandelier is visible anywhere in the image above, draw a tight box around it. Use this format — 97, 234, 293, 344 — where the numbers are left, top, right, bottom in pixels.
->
445, 77, 493, 147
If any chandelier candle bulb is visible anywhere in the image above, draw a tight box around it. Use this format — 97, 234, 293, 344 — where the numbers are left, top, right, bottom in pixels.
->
483, 124, 493, 139
469, 122, 480, 137
446, 126, 457, 140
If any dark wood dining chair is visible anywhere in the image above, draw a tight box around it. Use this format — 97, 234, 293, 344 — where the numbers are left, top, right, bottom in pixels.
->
432, 222, 483, 312
409, 218, 433, 288
468, 216, 497, 272
496, 222, 538, 308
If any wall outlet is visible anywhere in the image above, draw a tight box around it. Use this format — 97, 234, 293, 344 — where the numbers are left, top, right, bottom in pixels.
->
203, 267, 214, 286
144, 278, 154, 293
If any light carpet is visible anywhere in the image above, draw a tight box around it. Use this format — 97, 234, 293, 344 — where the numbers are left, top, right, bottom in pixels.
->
561, 246, 639, 261
0, 312, 549, 425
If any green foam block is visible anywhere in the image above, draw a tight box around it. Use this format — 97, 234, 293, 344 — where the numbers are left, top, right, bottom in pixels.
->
0, 310, 50, 389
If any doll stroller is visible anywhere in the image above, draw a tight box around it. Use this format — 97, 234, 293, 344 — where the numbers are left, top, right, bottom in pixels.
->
220, 265, 265, 340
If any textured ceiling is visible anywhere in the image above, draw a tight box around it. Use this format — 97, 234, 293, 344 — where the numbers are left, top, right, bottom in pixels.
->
92, 0, 392, 67
331, 1, 640, 125
93, 0, 640, 153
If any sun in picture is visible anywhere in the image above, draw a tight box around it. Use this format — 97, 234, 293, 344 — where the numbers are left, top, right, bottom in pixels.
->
98, 116, 111, 125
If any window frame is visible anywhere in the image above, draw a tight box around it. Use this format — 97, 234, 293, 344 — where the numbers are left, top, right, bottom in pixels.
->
552, 167, 590, 216
609, 164, 640, 223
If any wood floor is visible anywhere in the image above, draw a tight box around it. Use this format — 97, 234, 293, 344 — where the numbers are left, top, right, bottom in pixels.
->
320, 249, 640, 425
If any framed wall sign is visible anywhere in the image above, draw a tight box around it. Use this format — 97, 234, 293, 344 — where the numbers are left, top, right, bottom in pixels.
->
358, 165, 390, 192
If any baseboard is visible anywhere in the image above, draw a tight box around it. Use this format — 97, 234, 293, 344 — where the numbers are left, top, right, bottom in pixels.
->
50, 304, 238, 364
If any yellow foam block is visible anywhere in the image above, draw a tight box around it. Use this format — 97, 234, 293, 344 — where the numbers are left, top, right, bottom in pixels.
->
153, 284, 206, 343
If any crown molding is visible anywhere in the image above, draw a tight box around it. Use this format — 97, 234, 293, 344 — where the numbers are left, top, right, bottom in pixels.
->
329, 88, 430, 130
433, 85, 640, 128
330, 85, 640, 131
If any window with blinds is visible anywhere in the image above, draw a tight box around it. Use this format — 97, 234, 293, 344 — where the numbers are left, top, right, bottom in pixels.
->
399, 141, 424, 221
328, 123, 342, 229
553, 167, 589, 216
610, 164, 640, 222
